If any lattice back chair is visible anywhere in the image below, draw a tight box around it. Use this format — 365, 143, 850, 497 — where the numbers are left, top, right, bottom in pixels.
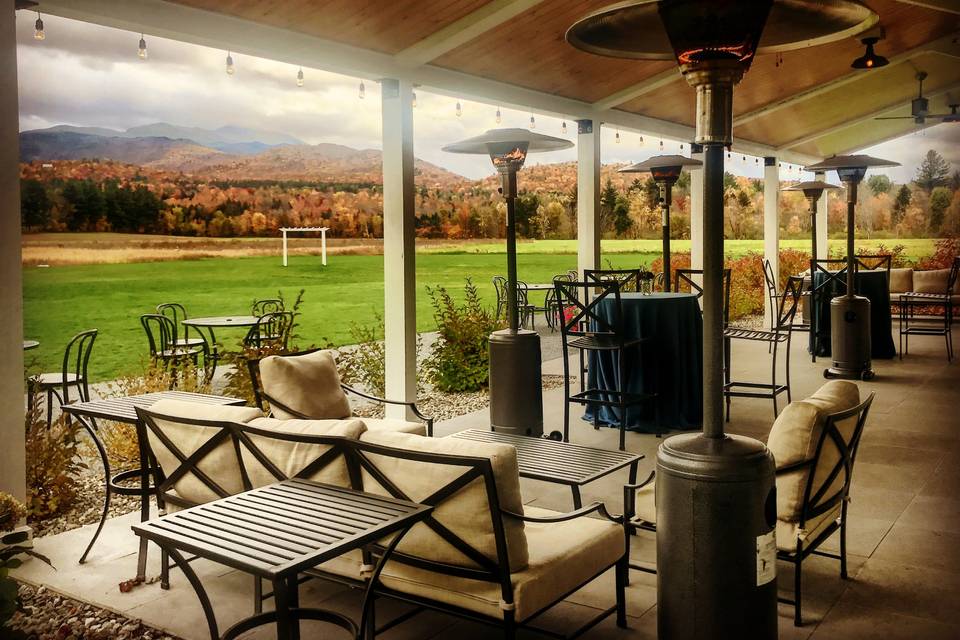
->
251, 298, 284, 317
554, 279, 654, 450
809, 258, 850, 362
723, 276, 804, 421
28, 329, 97, 428
491, 276, 508, 321
141, 314, 204, 375
156, 302, 205, 350
854, 254, 892, 279
584, 268, 641, 292
244, 311, 293, 353
898, 256, 960, 361
673, 268, 732, 322
775, 391, 875, 626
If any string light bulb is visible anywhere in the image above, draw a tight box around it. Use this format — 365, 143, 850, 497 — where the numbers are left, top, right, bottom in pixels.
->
456, 100, 462, 117
659, 139, 664, 151
412, 91, 417, 108
495, 107, 501, 124
359, 81, 365, 99
615, 128, 621, 144
138, 34, 147, 60
680, 143, 684, 151
296, 68, 304, 87
638, 136, 644, 146
34, 12, 45, 41
529, 114, 536, 129
225, 51, 235, 75
561, 121, 567, 134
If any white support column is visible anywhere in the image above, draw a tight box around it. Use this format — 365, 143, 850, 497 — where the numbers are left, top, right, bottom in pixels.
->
763, 157, 780, 328
381, 78, 417, 419
689, 142, 704, 272
576, 119, 600, 278
282, 229, 288, 266
815, 171, 829, 260
321, 228, 328, 266
1, 4, 25, 502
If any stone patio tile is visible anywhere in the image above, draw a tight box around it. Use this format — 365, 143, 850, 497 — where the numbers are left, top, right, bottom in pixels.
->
774, 553, 868, 625
810, 601, 959, 640
897, 495, 960, 535
836, 558, 960, 625
870, 524, 960, 573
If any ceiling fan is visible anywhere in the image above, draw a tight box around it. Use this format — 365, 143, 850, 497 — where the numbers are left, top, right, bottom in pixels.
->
876, 71, 959, 125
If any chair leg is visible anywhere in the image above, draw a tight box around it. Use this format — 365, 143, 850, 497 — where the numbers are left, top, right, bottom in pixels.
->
771, 339, 779, 418
840, 517, 849, 580
160, 549, 170, 590
794, 555, 803, 627
562, 353, 571, 443
45, 388, 54, 429
724, 336, 731, 422
615, 557, 628, 628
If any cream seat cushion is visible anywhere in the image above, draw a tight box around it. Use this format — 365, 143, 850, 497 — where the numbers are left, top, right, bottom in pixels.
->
632, 481, 657, 525
260, 350, 351, 420
360, 418, 427, 436
242, 416, 366, 489
888, 268, 913, 294
378, 506, 623, 621
145, 399, 264, 506
358, 430, 528, 572
776, 503, 841, 553
767, 380, 860, 522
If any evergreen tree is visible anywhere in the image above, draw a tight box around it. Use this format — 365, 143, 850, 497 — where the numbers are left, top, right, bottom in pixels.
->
892, 185, 911, 226
20, 179, 51, 229
599, 179, 619, 233
914, 149, 951, 192
929, 187, 952, 233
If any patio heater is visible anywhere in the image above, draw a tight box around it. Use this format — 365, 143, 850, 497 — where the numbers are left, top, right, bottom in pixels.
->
443, 129, 573, 437
803, 155, 899, 380
782, 180, 840, 264
620, 155, 702, 291
567, 2, 877, 638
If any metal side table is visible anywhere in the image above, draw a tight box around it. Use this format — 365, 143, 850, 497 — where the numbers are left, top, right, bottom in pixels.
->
133, 479, 431, 640
62, 391, 245, 576
448, 429, 642, 508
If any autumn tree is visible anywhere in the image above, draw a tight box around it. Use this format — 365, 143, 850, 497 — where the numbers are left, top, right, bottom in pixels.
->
914, 149, 951, 192
20, 179, 50, 229
867, 174, 892, 195
929, 187, 952, 233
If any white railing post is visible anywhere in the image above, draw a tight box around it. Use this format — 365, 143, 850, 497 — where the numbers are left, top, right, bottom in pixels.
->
763, 157, 780, 328
282, 229, 288, 267
0, 4, 26, 502
381, 78, 417, 420
576, 119, 600, 278
321, 228, 327, 266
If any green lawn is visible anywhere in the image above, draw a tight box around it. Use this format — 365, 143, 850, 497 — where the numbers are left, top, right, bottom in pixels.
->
23, 237, 938, 381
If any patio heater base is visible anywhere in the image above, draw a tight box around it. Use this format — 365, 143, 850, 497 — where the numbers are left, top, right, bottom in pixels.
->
488, 329, 543, 437
825, 295, 874, 380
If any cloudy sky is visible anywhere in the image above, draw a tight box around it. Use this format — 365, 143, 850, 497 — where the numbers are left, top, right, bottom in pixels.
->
15, 12, 958, 181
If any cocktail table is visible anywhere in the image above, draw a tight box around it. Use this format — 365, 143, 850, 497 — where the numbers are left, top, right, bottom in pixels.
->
133, 479, 431, 640
448, 429, 642, 508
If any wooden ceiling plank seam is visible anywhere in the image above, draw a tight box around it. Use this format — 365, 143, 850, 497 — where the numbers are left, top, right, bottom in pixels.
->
778, 79, 960, 149
732, 31, 960, 127
592, 67, 683, 110
395, 0, 549, 67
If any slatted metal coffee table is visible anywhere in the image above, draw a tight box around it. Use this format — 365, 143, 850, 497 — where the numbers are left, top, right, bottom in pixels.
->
62, 391, 245, 575
448, 429, 643, 508
133, 479, 431, 640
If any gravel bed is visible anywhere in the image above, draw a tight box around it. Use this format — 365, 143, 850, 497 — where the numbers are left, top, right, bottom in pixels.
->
5, 583, 181, 640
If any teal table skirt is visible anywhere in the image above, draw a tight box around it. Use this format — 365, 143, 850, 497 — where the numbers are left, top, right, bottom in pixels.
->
584, 292, 703, 433
810, 270, 896, 359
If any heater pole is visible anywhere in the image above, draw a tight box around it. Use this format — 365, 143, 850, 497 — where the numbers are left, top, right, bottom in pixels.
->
661, 181, 673, 292
809, 195, 818, 267
502, 169, 519, 332
701, 143, 725, 439
845, 179, 858, 297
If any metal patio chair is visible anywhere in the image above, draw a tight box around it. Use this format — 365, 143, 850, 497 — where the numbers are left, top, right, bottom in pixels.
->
156, 302, 205, 350
898, 256, 960, 361
244, 310, 294, 353
141, 314, 205, 376
584, 268, 642, 292
28, 329, 97, 428
854, 254, 892, 280
251, 298, 284, 317
492, 275, 508, 321
809, 258, 850, 363
763, 258, 809, 343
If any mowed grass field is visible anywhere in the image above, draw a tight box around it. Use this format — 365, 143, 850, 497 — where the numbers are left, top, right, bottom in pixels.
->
22, 236, 938, 382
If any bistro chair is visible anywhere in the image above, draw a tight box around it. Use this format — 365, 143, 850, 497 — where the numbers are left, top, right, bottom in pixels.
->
543, 272, 573, 330
156, 302, 205, 350
491, 275, 508, 321
251, 298, 284, 317
898, 256, 960, 361
243, 311, 294, 353
624, 380, 874, 627
554, 279, 654, 451
585, 268, 641, 292
141, 314, 205, 375
854, 254, 892, 280
723, 276, 804, 421
763, 258, 809, 343
809, 258, 849, 363
28, 329, 97, 428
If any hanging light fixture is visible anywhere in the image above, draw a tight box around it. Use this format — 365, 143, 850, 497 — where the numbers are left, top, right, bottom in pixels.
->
456, 100, 462, 117
659, 139, 664, 151
679, 142, 684, 151
529, 114, 536, 129
138, 34, 147, 60
638, 135, 644, 146
296, 67, 304, 87
615, 128, 621, 143
225, 51, 235, 75
412, 91, 417, 108
34, 11, 44, 41
495, 107, 502, 124
851, 36, 888, 69
357, 81, 364, 99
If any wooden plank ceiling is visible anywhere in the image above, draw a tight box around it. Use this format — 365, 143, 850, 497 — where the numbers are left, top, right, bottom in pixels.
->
168, 0, 960, 157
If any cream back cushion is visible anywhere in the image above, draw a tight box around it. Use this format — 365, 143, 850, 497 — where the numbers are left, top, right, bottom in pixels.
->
888, 268, 913, 294
260, 350, 351, 420
913, 269, 950, 294
359, 430, 529, 572
145, 399, 264, 506
240, 417, 365, 489
767, 381, 860, 522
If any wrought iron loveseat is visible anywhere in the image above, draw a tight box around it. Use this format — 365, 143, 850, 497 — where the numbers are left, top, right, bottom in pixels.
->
136, 399, 629, 639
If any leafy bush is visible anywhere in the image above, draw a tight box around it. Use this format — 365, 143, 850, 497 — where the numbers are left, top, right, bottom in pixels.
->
1, 492, 52, 629
337, 314, 425, 398
24, 397, 85, 521
916, 237, 959, 270
424, 278, 501, 392
855, 242, 911, 268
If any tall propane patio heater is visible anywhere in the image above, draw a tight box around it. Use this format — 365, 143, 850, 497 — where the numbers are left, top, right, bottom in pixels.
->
567, 2, 877, 638
444, 129, 573, 437
620, 155, 702, 291
803, 155, 898, 380
782, 180, 840, 265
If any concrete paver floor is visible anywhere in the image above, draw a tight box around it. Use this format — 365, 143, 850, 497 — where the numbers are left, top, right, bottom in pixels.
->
12, 323, 960, 639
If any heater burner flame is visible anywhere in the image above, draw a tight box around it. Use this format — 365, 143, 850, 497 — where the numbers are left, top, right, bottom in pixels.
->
491, 147, 528, 167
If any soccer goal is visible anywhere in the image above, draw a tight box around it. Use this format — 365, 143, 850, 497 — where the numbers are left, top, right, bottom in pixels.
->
280, 226, 329, 267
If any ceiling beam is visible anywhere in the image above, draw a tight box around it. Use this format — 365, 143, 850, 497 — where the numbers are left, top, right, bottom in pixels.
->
592, 68, 682, 111
778, 80, 960, 150
732, 32, 960, 128
35, 0, 819, 165
891, 0, 960, 15
394, 0, 547, 67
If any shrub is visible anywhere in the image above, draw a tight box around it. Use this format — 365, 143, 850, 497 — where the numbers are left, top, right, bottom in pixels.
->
424, 278, 501, 392
855, 242, 911, 268
338, 314, 387, 397
24, 397, 85, 521
916, 237, 959, 270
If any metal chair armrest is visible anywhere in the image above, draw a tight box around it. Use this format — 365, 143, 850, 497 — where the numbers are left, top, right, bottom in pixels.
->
502, 501, 622, 524
341, 384, 434, 436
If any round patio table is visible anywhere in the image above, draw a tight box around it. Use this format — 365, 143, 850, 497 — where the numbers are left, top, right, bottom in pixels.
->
23, 340, 39, 350
584, 292, 703, 434
182, 316, 260, 373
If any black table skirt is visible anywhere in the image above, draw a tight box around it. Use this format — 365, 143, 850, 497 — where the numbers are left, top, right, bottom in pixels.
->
810, 270, 896, 359
585, 292, 703, 433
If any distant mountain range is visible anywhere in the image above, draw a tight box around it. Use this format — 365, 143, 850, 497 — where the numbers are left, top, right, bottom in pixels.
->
19, 122, 466, 187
